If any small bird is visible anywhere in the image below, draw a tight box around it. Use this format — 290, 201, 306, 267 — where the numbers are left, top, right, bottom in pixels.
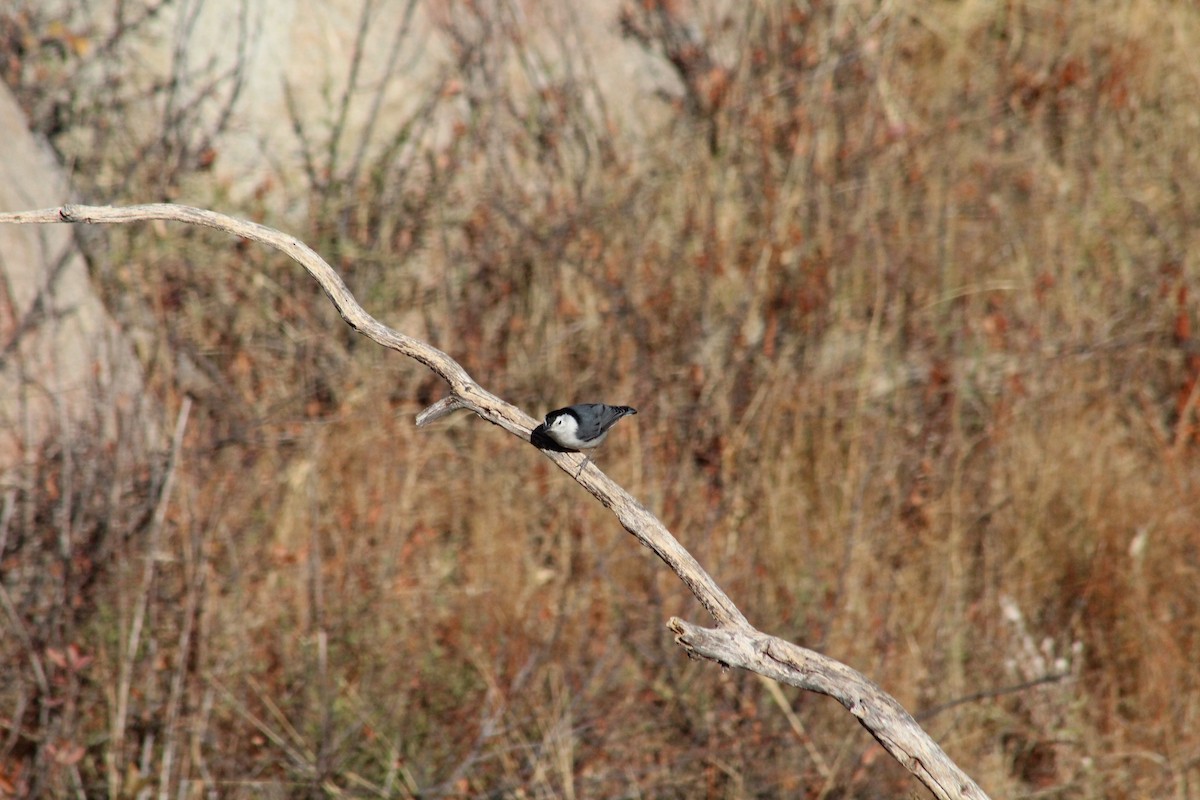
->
537, 403, 638, 475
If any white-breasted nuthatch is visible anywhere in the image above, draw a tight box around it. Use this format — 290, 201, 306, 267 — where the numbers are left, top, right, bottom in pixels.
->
535, 403, 637, 474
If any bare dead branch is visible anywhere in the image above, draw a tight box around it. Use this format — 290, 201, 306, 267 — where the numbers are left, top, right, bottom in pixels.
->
0, 203, 991, 800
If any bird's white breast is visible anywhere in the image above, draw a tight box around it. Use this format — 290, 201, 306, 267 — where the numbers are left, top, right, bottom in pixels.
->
546, 414, 605, 450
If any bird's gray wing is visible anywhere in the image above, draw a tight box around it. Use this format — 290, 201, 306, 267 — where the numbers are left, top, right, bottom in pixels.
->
593, 404, 631, 435
571, 404, 606, 439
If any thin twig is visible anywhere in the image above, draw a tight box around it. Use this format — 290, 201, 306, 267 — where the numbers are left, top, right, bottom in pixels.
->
111, 395, 190, 796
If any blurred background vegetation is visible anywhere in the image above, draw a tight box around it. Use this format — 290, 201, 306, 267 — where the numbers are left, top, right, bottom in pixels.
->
2, 0, 1199, 797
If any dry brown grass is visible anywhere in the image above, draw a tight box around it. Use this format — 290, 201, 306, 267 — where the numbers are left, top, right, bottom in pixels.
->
4, 0, 1200, 797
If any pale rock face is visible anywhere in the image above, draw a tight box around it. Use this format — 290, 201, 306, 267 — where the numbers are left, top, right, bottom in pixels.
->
58, 0, 684, 206
0, 84, 154, 466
